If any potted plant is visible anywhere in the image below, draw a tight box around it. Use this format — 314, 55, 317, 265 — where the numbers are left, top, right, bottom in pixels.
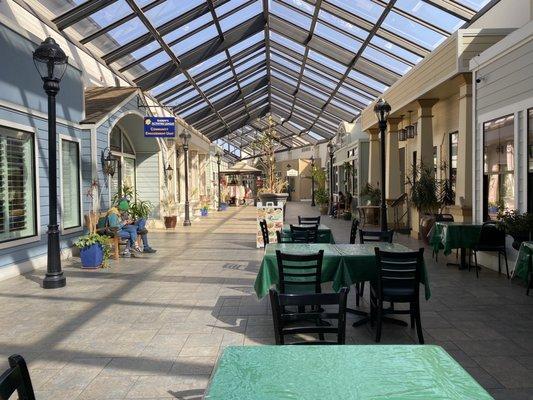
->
311, 165, 329, 214
360, 183, 381, 206
75, 233, 110, 269
497, 210, 533, 250
161, 195, 177, 228
252, 116, 288, 204
200, 202, 209, 217
130, 199, 153, 221
343, 211, 352, 221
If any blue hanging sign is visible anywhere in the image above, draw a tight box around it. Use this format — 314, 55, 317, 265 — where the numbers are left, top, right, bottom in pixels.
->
144, 117, 175, 137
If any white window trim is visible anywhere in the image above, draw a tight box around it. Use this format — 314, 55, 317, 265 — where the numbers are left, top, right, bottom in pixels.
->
0, 119, 41, 250
59, 134, 83, 234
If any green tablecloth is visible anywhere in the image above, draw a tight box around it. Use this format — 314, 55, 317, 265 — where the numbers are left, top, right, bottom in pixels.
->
205, 345, 492, 400
282, 223, 335, 243
513, 241, 533, 282
254, 243, 431, 300
429, 222, 482, 255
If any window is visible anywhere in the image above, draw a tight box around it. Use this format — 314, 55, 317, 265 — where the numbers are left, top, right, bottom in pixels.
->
0, 126, 37, 243
527, 108, 533, 212
483, 114, 514, 220
61, 139, 81, 230
449, 132, 458, 202
110, 125, 136, 198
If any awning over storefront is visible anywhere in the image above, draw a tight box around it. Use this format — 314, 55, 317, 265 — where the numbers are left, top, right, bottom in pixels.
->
81, 87, 138, 125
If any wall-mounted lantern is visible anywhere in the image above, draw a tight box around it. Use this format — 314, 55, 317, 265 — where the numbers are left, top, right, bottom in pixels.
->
102, 147, 116, 177
165, 163, 173, 181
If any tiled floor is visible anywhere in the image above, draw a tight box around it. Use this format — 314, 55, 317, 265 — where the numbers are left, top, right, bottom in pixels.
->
1, 202, 532, 399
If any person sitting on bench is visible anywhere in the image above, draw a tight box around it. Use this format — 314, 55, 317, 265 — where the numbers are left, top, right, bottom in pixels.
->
117, 199, 156, 254
107, 206, 139, 258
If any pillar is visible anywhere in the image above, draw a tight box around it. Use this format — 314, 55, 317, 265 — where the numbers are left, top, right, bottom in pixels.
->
386, 118, 402, 200
416, 99, 439, 171
455, 74, 473, 218
367, 128, 380, 188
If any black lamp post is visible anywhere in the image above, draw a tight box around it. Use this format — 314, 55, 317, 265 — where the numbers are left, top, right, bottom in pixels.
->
33, 37, 67, 289
310, 155, 316, 207
327, 141, 335, 216
374, 98, 391, 232
179, 131, 192, 226
215, 151, 222, 211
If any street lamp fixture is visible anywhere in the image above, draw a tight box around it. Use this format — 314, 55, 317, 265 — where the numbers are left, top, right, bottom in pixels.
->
310, 155, 315, 207
215, 150, 222, 211
179, 131, 192, 226
165, 163, 173, 181
33, 37, 67, 289
374, 98, 391, 232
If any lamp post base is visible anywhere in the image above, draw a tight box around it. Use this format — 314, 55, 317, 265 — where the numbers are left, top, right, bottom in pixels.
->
183, 220, 191, 226
43, 273, 66, 289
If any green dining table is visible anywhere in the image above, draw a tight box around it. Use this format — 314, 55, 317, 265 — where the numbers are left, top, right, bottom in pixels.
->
204, 345, 493, 400
281, 223, 335, 243
254, 243, 431, 300
429, 221, 482, 269
512, 241, 533, 294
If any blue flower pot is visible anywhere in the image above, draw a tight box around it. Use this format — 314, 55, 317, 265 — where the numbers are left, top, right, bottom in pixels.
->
201, 209, 208, 217
80, 244, 103, 269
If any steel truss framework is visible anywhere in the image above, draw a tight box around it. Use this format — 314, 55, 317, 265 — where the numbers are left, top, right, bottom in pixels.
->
43, 0, 492, 157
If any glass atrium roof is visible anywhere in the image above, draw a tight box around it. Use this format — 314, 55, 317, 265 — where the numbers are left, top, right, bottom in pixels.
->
41, 0, 490, 156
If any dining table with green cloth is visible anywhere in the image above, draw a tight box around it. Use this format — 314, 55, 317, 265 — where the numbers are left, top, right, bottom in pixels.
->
254, 243, 431, 300
204, 345, 493, 400
281, 223, 335, 243
429, 221, 482, 255
512, 241, 533, 292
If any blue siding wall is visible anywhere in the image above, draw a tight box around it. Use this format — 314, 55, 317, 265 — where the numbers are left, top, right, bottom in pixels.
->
0, 24, 89, 271
136, 153, 161, 218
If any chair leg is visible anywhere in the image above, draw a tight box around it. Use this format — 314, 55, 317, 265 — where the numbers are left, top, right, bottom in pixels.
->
113, 237, 119, 260
375, 301, 383, 343
473, 251, 479, 278
414, 302, 424, 344
503, 250, 509, 279
410, 304, 415, 329
355, 283, 360, 307
498, 252, 501, 275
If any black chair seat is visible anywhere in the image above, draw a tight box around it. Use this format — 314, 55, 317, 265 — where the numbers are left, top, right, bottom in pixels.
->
371, 285, 415, 302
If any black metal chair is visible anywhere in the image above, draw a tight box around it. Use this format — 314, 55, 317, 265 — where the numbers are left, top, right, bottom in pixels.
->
276, 230, 292, 243
349, 219, 360, 244
290, 224, 319, 243
298, 216, 321, 225
370, 248, 425, 344
276, 250, 323, 295
259, 219, 269, 246
354, 229, 394, 306
269, 288, 349, 344
0, 354, 36, 400
472, 221, 509, 279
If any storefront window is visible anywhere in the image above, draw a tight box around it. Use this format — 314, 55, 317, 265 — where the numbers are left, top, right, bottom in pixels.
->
483, 114, 514, 220
0, 126, 37, 243
449, 132, 458, 202
527, 108, 533, 213
61, 139, 81, 230
110, 125, 136, 198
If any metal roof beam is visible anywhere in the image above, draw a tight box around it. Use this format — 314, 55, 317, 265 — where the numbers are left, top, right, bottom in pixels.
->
53, 0, 117, 30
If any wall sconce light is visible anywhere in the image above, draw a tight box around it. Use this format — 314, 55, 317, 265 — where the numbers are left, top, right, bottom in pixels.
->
165, 163, 173, 181
102, 147, 116, 177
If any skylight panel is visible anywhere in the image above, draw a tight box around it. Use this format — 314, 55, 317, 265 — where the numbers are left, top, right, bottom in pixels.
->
371, 36, 422, 64
199, 71, 235, 92
331, 98, 360, 115
167, 88, 201, 107
151, 73, 188, 97
180, 100, 208, 117
308, 50, 346, 73
454, 0, 491, 11
210, 84, 239, 103
348, 70, 388, 92
271, 1, 312, 30
307, 130, 324, 140
139, 52, 171, 73
145, 0, 204, 27
70, 0, 132, 38
240, 70, 267, 87
318, 9, 368, 41
303, 68, 337, 90
299, 83, 329, 102
235, 54, 266, 74
215, 0, 250, 17
382, 11, 447, 50
270, 53, 300, 72
338, 84, 373, 105
314, 22, 362, 53
228, 31, 264, 56
395, 0, 463, 32
362, 47, 411, 75
172, 25, 219, 56
220, 0, 262, 32
163, 13, 212, 43
189, 52, 228, 76
326, 0, 384, 23
270, 32, 305, 54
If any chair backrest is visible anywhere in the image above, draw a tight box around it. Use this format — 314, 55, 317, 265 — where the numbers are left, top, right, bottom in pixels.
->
0, 355, 36, 400
359, 229, 394, 244
298, 216, 321, 225
349, 219, 360, 244
276, 230, 292, 243
290, 224, 319, 243
435, 213, 454, 222
478, 221, 506, 247
276, 250, 323, 294
259, 219, 269, 245
374, 248, 424, 300
269, 287, 349, 345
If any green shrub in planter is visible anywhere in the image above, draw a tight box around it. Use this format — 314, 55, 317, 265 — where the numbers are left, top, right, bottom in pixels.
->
343, 211, 352, 221
74, 233, 111, 269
